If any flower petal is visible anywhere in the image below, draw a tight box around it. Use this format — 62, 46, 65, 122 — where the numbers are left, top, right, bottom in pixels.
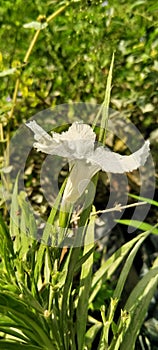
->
26, 121, 96, 159
26, 121, 76, 157
62, 159, 99, 204
89, 140, 150, 173
53, 122, 95, 143
51, 122, 96, 159
26, 121, 52, 142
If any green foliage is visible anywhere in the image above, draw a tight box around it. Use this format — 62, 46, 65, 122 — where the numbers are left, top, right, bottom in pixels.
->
119, 258, 158, 350
0, 1, 158, 349
0, 178, 158, 349
117, 195, 158, 233
0, 0, 157, 131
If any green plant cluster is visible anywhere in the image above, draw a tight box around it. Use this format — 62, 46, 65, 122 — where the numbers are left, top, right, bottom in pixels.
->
0, 178, 158, 349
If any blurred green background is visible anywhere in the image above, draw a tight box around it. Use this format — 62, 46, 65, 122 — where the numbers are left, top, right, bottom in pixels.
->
0, 0, 157, 132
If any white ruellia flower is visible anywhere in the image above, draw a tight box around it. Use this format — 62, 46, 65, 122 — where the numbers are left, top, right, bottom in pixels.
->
26, 121, 150, 204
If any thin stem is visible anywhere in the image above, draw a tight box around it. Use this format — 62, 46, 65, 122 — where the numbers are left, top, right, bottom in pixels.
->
70, 201, 147, 223
9, 2, 70, 120
24, 29, 40, 63
9, 78, 20, 119
91, 201, 147, 216
47, 2, 70, 23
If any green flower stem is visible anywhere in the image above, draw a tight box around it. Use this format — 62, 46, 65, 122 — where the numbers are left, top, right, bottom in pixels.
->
58, 203, 73, 244
59, 202, 73, 228
79, 173, 99, 229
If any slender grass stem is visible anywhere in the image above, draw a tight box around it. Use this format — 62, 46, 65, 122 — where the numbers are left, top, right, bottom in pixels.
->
9, 3, 70, 121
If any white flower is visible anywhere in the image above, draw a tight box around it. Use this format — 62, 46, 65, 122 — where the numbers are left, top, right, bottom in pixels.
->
26, 121, 150, 204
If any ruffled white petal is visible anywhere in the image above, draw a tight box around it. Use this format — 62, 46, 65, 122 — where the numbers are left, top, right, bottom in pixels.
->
26, 121, 52, 142
53, 122, 95, 143
51, 122, 96, 158
89, 140, 150, 173
26, 121, 78, 157
26, 121, 96, 159
26, 120, 150, 204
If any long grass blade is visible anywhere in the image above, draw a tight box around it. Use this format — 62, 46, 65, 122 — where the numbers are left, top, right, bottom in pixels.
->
116, 219, 158, 235
120, 257, 158, 350
0, 342, 43, 350
76, 210, 95, 350
89, 232, 147, 304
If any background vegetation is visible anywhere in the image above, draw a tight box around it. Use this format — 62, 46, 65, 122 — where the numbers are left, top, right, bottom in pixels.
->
0, 0, 158, 349
0, 0, 158, 130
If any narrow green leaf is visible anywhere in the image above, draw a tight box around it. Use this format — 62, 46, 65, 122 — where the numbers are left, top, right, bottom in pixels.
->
116, 220, 158, 234
85, 323, 102, 350
34, 180, 66, 284
0, 215, 16, 283
148, 3, 158, 12
130, 0, 146, 9
61, 245, 81, 350
120, 258, 158, 350
75, 244, 96, 274
99, 52, 114, 143
0, 293, 53, 348
19, 284, 44, 314
18, 191, 37, 240
106, 230, 150, 348
10, 175, 20, 252
0, 341, 43, 349
76, 213, 95, 350
89, 232, 146, 304
0, 213, 14, 255
0, 327, 29, 342
113, 230, 150, 300
60, 226, 86, 349
128, 194, 158, 207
